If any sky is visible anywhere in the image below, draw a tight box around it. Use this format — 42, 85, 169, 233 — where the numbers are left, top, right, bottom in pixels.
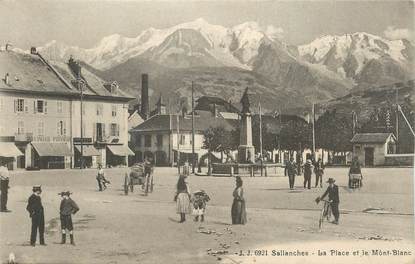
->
0, 0, 413, 49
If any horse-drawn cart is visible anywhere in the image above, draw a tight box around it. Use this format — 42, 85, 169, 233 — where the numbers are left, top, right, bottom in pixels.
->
124, 163, 153, 195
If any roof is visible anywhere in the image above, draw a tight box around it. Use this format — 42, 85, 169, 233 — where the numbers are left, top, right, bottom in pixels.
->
0, 50, 133, 101
350, 133, 395, 144
131, 111, 236, 133
195, 96, 240, 113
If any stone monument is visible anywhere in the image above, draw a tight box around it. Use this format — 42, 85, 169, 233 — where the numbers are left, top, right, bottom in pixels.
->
238, 87, 255, 163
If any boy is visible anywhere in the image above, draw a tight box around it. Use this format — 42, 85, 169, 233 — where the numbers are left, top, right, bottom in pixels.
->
59, 191, 79, 245
26, 186, 45, 246
192, 190, 210, 222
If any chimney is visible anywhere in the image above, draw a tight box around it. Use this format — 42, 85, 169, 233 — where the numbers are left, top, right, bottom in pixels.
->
140, 73, 149, 119
4, 73, 9, 85
30, 47, 37, 55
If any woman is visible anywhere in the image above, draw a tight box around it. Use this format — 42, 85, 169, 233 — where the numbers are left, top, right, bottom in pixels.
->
231, 176, 247, 225
175, 175, 191, 223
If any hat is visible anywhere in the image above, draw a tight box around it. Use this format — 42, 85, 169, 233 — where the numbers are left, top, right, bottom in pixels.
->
326, 178, 335, 183
58, 191, 71, 196
32, 185, 42, 193
306, 159, 312, 164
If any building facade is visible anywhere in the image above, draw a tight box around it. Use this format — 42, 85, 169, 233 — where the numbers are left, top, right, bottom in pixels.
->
351, 133, 397, 166
0, 49, 134, 169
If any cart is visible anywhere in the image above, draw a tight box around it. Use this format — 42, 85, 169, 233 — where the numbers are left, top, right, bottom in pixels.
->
348, 173, 363, 189
124, 163, 154, 195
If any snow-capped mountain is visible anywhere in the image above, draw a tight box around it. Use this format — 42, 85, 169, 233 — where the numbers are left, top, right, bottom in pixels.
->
298, 32, 414, 86
39, 18, 276, 70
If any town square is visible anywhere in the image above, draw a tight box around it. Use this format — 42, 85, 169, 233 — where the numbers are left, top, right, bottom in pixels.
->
0, 1, 414, 264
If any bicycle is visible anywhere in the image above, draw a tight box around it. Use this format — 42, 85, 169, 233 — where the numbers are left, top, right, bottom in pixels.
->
315, 198, 332, 230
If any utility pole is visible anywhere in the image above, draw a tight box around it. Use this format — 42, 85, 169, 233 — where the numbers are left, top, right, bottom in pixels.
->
78, 65, 84, 169
259, 101, 263, 176
312, 103, 316, 157
191, 81, 195, 174
176, 114, 180, 174
395, 88, 399, 152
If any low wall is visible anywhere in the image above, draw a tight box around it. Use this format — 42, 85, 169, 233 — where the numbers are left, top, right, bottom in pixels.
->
384, 154, 414, 166
212, 163, 283, 176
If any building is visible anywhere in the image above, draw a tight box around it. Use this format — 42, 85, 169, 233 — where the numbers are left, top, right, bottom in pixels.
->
129, 110, 235, 166
350, 133, 397, 166
0, 48, 134, 169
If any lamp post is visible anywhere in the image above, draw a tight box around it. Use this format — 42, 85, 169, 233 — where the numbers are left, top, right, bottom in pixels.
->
191, 81, 195, 174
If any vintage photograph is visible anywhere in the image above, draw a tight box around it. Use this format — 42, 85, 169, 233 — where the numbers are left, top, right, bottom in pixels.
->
0, 0, 414, 263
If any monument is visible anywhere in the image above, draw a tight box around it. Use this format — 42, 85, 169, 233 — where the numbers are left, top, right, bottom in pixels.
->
238, 87, 255, 163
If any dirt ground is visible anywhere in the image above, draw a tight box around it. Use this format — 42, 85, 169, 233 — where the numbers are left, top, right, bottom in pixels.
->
0, 167, 414, 264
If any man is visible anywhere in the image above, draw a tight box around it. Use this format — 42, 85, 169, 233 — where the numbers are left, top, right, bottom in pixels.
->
317, 178, 340, 224
314, 158, 324, 188
0, 161, 10, 212
26, 186, 46, 246
96, 164, 110, 191
303, 159, 313, 189
284, 157, 297, 190
59, 191, 79, 245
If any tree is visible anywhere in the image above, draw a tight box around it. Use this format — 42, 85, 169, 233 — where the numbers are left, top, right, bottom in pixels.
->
279, 119, 312, 156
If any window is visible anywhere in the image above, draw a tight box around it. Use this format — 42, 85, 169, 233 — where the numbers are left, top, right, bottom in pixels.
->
144, 135, 151, 147
57, 101, 63, 113
96, 104, 103, 116
111, 105, 117, 117
180, 135, 186, 145
17, 121, 24, 134
57, 121, 66, 136
15, 99, 24, 112
137, 135, 142, 147
110, 123, 119, 137
157, 135, 163, 147
37, 122, 44, 136
35, 100, 47, 113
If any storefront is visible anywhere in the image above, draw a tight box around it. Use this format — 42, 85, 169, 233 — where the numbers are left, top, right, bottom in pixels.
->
0, 142, 23, 170
106, 144, 134, 167
74, 144, 101, 168
31, 142, 73, 169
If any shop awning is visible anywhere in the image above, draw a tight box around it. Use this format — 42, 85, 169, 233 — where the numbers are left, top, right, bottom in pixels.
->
107, 145, 134, 156
0, 142, 23, 157
75, 145, 100, 156
31, 142, 73, 156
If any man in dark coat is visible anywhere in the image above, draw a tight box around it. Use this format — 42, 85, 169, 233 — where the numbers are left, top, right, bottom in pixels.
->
318, 178, 340, 224
0, 162, 10, 212
284, 157, 297, 190
59, 191, 79, 245
303, 159, 313, 189
26, 186, 46, 246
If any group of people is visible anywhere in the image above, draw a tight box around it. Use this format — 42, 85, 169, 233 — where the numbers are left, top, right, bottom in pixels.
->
284, 157, 325, 190
174, 174, 247, 225
26, 186, 79, 246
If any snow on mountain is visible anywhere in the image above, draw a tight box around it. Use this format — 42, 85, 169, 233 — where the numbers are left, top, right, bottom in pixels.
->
298, 32, 413, 81
38, 18, 279, 70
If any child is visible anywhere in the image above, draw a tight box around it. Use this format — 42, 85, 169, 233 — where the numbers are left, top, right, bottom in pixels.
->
59, 191, 79, 245
192, 190, 210, 222
96, 164, 110, 191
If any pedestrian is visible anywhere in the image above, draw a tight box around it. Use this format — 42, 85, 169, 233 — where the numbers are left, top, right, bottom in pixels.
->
314, 158, 324, 188
284, 157, 297, 190
59, 191, 79, 245
316, 178, 340, 224
174, 174, 191, 223
26, 186, 46, 246
96, 164, 110, 191
192, 190, 210, 222
303, 159, 313, 189
0, 161, 10, 212
348, 156, 363, 188
231, 176, 247, 225
183, 160, 190, 177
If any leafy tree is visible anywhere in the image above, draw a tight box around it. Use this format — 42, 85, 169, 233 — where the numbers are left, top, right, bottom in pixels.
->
279, 119, 312, 155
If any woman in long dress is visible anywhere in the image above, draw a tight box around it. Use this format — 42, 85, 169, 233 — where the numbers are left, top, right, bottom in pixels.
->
231, 176, 247, 225
175, 175, 191, 223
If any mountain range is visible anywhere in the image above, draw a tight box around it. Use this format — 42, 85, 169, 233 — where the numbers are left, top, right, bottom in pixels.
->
37, 18, 414, 112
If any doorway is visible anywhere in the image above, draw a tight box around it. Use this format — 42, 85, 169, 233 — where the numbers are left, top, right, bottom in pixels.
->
364, 147, 374, 166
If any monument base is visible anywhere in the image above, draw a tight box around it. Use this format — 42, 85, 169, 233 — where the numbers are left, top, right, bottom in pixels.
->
238, 145, 255, 163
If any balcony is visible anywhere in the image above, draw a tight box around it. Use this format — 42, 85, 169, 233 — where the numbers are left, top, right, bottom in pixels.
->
15, 133, 33, 142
